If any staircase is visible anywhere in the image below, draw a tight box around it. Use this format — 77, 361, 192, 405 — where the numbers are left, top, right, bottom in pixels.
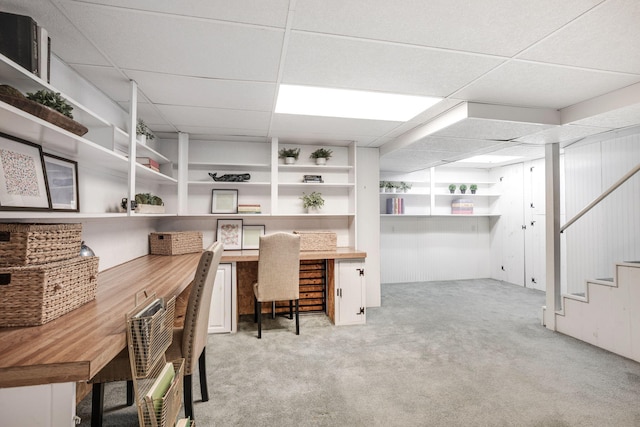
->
555, 262, 640, 363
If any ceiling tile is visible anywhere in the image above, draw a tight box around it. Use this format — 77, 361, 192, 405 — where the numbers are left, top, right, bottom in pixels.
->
514, 124, 611, 144
293, 0, 603, 57
409, 136, 512, 153
282, 32, 504, 96
72, 64, 132, 102
125, 70, 276, 111
520, 0, 640, 74
432, 117, 554, 141
454, 61, 640, 109
156, 105, 271, 130
59, 2, 284, 81
68, 0, 291, 28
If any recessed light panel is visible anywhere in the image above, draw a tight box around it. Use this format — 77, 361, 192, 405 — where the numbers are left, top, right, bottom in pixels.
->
275, 84, 441, 121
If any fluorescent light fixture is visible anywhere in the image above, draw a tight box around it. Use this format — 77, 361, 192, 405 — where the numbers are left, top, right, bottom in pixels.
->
275, 84, 441, 121
457, 155, 522, 164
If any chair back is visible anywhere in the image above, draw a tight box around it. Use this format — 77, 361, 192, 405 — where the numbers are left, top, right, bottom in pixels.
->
182, 241, 223, 372
255, 232, 301, 302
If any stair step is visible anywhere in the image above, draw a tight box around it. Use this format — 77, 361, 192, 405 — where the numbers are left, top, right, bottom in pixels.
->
595, 277, 614, 282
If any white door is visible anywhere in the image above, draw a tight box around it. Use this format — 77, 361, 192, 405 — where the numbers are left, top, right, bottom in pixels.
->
208, 263, 232, 333
335, 259, 366, 325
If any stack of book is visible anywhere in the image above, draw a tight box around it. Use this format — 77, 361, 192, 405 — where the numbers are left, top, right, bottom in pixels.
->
386, 197, 404, 214
176, 417, 192, 427
0, 12, 50, 82
238, 204, 261, 214
303, 175, 323, 183
137, 157, 160, 172
451, 198, 474, 214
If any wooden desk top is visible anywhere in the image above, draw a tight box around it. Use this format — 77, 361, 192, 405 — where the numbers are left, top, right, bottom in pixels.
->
221, 246, 366, 262
0, 253, 201, 388
0, 247, 365, 388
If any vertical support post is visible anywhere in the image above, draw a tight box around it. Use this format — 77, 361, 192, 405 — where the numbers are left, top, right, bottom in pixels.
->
544, 143, 561, 330
177, 132, 189, 215
127, 80, 138, 214
270, 137, 278, 215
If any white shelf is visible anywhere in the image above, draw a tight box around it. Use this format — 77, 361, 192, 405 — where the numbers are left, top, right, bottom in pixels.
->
188, 180, 270, 187
278, 164, 352, 171
279, 183, 355, 189
189, 162, 270, 170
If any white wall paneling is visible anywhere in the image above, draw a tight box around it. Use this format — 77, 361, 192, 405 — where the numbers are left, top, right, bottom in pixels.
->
564, 128, 640, 296
380, 216, 491, 284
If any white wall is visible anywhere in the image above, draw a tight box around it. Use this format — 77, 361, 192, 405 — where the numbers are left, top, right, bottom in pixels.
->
564, 126, 640, 294
381, 216, 492, 283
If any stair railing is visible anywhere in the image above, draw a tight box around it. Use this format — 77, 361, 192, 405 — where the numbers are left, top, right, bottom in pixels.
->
560, 162, 640, 233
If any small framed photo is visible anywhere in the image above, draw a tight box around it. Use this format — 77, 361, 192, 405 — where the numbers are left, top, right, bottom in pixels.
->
211, 189, 238, 214
0, 133, 51, 210
43, 153, 79, 211
217, 218, 243, 250
242, 225, 265, 250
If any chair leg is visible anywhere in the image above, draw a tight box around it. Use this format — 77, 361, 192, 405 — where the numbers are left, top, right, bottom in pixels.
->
184, 374, 194, 420
126, 380, 134, 406
295, 299, 300, 335
254, 296, 258, 323
199, 349, 209, 402
257, 300, 262, 339
272, 301, 276, 319
91, 383, 104, 427
289, 300, 293, 320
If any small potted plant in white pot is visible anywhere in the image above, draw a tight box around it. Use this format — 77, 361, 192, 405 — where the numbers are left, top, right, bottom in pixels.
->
459, 184, 467, 194
300, 191, 324, 213
398, 182, 412, 193
385, 181, 397, 193
136, 119, 155, 145
278, 147, 301, 164
310, 148, 333, 165
379, 181, 387, 193
470, 184, 478, 194
448, 184, 456, 194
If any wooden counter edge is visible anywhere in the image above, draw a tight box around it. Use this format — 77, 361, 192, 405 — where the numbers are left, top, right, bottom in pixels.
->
221, 247, 366, 262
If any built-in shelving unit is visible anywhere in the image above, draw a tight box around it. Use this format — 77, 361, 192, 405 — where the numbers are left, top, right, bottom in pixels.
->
0, 53, 177, 219
380, 168, 501, 217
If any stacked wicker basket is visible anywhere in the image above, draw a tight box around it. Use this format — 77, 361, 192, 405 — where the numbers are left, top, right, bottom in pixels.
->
0, 223, 99, 327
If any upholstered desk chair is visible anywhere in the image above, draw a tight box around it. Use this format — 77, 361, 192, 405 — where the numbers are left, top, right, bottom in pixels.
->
89, 241, 224, 426
253, 232, 301, 339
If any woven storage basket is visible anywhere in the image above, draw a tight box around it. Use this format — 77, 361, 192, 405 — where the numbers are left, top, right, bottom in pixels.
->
0, 223, 83, 266
0, 256, 99, 327
293, 231, 337, 251
149, 232, 203, 255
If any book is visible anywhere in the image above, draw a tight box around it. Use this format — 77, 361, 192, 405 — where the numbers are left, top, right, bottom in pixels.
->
37, 25, 50, 82
145, 361, 176, 417
0, 12, 39, 75
386, 197, 404, 214
131, 298, 164, 367
176, 417, 191, 427
136, 157, 160, 170
303, 174, 323, 183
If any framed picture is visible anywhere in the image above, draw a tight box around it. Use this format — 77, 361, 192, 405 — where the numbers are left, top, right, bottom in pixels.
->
242, 225, 265, 250
43, 153, 79, 211
0, 133, 51, 210
217, 219, 243, 250
211, 189, 238, 214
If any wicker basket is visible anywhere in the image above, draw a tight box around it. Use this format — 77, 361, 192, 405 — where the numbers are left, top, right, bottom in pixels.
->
0, 256, 99, 327
149, 232, 203, 255
0, 223, 83, 266
293, 231, 337, 251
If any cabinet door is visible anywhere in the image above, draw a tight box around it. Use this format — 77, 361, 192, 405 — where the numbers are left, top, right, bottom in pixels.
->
208, 263, 232, 333
335, 259, 366, 325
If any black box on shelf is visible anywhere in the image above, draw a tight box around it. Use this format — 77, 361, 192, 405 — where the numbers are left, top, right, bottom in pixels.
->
0, 12, 39, 76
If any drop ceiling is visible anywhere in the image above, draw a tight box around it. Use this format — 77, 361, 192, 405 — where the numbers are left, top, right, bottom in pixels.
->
3, 0, 640, 172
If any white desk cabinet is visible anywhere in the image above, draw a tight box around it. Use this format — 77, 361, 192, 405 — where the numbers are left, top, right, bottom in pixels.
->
208, 263, 232, 333
335, 259, 366, 325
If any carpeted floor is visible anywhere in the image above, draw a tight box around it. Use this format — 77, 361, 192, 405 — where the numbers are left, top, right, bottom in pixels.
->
77, 279, 640, 426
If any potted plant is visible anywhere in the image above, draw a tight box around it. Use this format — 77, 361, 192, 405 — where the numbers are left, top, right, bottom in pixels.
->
310, 148, 333, 165
300, 191, 324, 213
136, 119, 155, 145
379, 181, 387, 192
398, 182, 412, 193
134, 192, 164, 214
385, 181, 397, 193
278, 147, 301, 164
26, 89, 74, 118
470, 184, 478, 194
448, 184, 456, 194
459, 184, 467, 194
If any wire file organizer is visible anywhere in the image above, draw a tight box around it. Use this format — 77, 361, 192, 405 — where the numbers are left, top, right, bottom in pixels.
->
126, 292, 193, 427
